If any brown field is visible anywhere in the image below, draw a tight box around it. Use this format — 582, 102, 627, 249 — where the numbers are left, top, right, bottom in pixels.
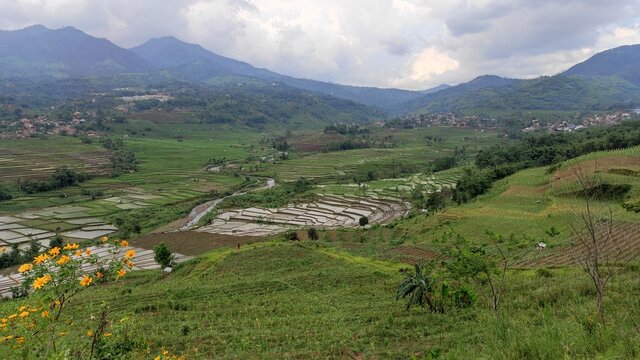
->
289, 133, 343, 153
127, 110, 195, 124
389, 246, 447, 264
521, 222, 640, 267
131, 231, 267, 256
553, 156, 640, 186
0, 147, 110, 182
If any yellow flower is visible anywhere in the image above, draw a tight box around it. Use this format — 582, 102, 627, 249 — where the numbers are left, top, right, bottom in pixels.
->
120, 240, 129, 247
48, 247, 60, 257
63, 243, 79, 250
18, 311, 29, 318
19, 305, 27, 311
75, 250, 83, 257
8, 314, 17, 319
85, 249, 92, 256
18, 263, 33, 273
116, 269, 127, 278
96, 271, 104, 279
127, 261, 134, 269
41, 310, 49, 318
32, 275, 52, 289
56, 255, 70, 266
79, 275, 93, 287
16, 337, 24, 344
100, 236, 108, 243
86, 330, 94, 337
103, 333, 112, 337
154, 357, 161, 360
34, 253, 49, 264
124, 249, 136, 258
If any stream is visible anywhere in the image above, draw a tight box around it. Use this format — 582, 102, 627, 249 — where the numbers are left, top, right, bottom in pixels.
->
179, 178, 276, 231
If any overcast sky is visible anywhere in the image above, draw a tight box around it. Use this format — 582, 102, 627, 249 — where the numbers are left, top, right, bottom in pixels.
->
2, 0, 640, 90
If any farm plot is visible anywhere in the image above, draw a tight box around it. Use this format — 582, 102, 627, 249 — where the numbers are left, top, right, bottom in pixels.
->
196, 194, 410, 237
520, 222, 640, 267
0, 188, 170, 253
0, 138, 110, 182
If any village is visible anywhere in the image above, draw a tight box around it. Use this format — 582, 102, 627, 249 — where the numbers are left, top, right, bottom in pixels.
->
0, 112, 97, 140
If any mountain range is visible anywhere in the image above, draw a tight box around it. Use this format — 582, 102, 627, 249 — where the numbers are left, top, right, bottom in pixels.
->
1, 25, 640, 115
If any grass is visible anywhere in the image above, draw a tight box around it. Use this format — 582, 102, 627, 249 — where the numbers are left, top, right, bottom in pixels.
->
2, 242, 639, 358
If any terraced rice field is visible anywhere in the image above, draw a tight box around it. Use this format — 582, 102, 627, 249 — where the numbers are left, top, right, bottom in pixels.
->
196, 194, 410, 236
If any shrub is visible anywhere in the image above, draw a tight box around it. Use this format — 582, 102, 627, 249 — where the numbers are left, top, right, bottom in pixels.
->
0, 184, 13, 201
359, 216, 369, 227
307, 227, 319, 241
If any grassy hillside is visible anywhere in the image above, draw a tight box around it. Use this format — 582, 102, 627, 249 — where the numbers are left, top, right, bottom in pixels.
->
2, 241, 639, 358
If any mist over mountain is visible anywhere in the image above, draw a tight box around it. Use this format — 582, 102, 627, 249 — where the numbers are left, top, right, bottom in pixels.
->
0, 25, 639, 115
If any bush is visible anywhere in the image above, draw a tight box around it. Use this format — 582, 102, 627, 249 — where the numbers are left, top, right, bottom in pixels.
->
0, 185, 13, 201
285, 231, 299, 241
359, 216, 369, 227
307, 227, 319, 241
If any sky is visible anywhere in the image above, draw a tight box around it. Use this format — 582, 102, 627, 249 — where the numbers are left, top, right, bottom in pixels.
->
1, 0, 640, 90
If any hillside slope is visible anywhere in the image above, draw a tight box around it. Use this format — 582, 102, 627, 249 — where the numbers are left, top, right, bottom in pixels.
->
132, 36, 425, 109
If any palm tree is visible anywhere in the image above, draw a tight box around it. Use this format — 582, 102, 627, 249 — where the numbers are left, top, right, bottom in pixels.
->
396, 261, 441, 313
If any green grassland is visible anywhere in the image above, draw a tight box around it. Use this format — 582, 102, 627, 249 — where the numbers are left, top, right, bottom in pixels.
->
2, 123, 640, 358
250, 127, 503, 182
2, 242, 639, 358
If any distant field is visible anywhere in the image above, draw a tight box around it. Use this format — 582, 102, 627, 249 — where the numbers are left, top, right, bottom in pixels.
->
255, 127, 503, 182
0, 137, 110, 183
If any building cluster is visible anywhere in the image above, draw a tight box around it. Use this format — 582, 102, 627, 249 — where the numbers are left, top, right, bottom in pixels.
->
394, 113, 498, 128
523, 111, 634, 133
0, 112, 92, 139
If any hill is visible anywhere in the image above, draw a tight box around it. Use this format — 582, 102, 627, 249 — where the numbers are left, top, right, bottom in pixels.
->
131, 36, 425, 109
395, 45, 640, 114
564, 44, 640, 85
396, 74, 640, 114
0, 25, 149, 78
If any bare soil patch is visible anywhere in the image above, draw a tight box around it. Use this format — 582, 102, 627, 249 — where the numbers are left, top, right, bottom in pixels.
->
131, 231, 266, 256
553, 156, 640, 186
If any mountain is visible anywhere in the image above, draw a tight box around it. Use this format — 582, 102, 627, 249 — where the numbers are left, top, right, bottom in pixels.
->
131, 36, 424, 109
0, 25, 149, 78
394, 45, 640, 115
391, 75, 518, 114
420, 84, 451, 94
563, 44, 640, 85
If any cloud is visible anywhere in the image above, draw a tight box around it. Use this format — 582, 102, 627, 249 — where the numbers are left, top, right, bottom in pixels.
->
409, 47, 460, 81
0, 0, 639, 89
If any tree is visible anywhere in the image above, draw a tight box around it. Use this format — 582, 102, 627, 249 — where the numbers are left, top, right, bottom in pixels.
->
359, 216, 369, 227
446, 232, 530, 317
153, 243, 174, 271
568, 165, 633, 320
307, 227, 319, 241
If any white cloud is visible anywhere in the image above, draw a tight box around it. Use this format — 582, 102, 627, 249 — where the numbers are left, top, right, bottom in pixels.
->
409, 47, 460, 81
1, 0, 640, 89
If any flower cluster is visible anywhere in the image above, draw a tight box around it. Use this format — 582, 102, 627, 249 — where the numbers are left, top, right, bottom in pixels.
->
19, 238, 135, 295
0, 237, 138, 358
